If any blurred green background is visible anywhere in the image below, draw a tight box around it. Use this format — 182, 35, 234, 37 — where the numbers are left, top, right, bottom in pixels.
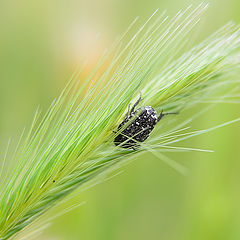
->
0, 0, 240, 239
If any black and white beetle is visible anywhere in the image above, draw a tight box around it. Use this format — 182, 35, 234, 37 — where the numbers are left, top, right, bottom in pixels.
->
114, 95, 177, 149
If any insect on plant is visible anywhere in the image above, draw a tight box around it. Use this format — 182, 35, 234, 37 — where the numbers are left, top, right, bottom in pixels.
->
1, 4, 240, 240
114, 94, 178, 149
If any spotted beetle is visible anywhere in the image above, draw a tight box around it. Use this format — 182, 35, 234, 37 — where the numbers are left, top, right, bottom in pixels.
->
114, 95, 177, 149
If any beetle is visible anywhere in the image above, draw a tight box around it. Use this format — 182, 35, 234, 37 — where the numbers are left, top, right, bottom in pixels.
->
114, 95, 177, 149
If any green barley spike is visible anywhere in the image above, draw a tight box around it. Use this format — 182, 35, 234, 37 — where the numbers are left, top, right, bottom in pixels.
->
0, 3, 240, 239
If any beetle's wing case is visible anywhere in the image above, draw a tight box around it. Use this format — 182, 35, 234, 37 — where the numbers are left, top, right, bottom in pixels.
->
114, 106, 159, 148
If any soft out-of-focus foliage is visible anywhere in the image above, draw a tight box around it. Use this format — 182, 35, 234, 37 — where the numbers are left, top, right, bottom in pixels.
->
0, 1, 240, 240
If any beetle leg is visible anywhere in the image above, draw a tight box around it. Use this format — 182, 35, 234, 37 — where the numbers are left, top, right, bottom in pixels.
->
125, 103, 132, 118
129, 92, 142, 114
158, 110, 164, 122
158, 110, 179, 122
